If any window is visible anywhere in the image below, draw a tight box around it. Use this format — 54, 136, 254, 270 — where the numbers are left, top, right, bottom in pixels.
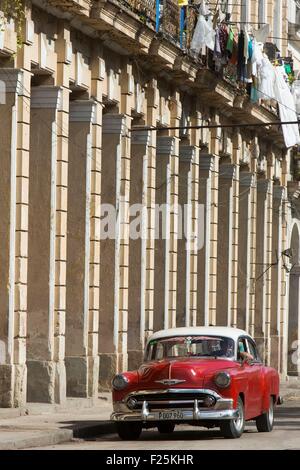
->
246, 338, 261, 362
241, 0, 250, 24
145, 335, 235, 361
273, 0, 282, 51
258, 0, 267, 25
237, 337, 248, 360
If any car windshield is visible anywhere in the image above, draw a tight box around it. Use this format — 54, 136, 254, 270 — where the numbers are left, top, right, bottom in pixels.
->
145, 335, 235, 361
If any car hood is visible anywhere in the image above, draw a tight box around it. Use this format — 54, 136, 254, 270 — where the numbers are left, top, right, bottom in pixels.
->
137, 358, 237, 388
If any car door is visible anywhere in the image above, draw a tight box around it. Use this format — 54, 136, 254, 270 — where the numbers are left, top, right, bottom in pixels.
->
244, 337, 264, 418
237, 336, 263, 419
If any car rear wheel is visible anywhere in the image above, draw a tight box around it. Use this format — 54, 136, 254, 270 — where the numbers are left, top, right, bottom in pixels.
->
256, 398, 274, 432
116, 422, 142, 440
220, 397, 245, 439
157, 422, 175, 434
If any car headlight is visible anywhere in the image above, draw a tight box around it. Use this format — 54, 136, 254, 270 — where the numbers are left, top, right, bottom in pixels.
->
214, 371, 231, 388
112, 374, 129, 391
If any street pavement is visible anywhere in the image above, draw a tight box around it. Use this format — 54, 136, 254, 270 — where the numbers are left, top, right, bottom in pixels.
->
32, 400, 300, 450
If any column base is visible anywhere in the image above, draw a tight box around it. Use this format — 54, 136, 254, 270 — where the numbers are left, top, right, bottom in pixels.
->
65, 356, 99, 398
0, 364, 26, 408
99, 353, 117, 391
128, 349, 144, 371
27, 360, 66, 404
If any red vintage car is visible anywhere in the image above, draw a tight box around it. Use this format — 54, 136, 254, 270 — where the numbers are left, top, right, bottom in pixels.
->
111, 327, 283, 440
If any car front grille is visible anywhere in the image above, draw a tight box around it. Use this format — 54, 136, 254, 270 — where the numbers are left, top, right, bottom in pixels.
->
126, 391, 217, 411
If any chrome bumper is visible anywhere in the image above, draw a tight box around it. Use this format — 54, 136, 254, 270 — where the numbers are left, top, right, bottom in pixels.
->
111, 398, 239, 422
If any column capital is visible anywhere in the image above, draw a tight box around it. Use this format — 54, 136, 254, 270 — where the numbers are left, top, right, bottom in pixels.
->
199, 153, 214, 171
131, 127, 151, 146
219, 163, 236, 180
157, 136, 175, 155
31, 86, 63, 109
179, 145, 196, 163
257, 179, 271, 193
102, 113, 126, 135
0, 68, 24, 94
69, 100, 96, 123
240, 172, 255, 188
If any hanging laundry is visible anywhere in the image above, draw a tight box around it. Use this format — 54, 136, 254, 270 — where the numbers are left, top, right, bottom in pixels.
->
248, 38, 253, 62
237, 31, 246, 81
199, 0, 209, 16
292, 79, 300, 116
229, 32, 238, 65
257, 53, 276, 102
251, 40, 263, 78
213, 24, 228, 70
253, 24, 270, 44
190, 14, 215, 55
274, 66, 300, 148
219, 24, 229, 55
244, 29, 250, 64
226, 27, 234, 58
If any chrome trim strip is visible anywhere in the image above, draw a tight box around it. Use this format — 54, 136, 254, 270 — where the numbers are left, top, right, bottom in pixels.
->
111, 405, 239, 422
113, 397, 234, 414
123, 388, 222, 401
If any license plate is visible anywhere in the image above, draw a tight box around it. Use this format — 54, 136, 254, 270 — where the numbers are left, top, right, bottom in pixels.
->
158, 410, 184, 420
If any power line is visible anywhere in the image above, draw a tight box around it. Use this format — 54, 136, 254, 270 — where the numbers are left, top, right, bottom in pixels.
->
131, 120, 300, 132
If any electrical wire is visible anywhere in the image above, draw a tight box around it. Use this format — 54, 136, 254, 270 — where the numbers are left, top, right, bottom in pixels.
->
132, 120, 299, 132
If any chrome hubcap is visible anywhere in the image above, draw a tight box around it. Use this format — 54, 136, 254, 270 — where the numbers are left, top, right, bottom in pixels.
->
268, 401, 274, 425
234, 404, 244, 432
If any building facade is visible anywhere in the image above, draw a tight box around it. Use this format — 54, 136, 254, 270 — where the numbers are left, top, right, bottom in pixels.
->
0, 0, 299, 407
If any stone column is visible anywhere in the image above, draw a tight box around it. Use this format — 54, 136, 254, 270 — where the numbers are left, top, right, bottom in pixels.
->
255, 179, 272, 361
206, 114, 220, 326
270, 186, 284, 370
154, 136, 176, 331
197, 154, 214, 326
216, 163, 236, 326
144, 79, 158, 341
27, 86, 66, 403
128, 128, 151, 370
280, 187, 289, 376
176, 145, 196, 327
0, 69, 29, 407
237, 172, 255, 331
54, 21, 71, 399
249, 175, 257, 339
99, 113, 128, 389
65, 100, 99, 398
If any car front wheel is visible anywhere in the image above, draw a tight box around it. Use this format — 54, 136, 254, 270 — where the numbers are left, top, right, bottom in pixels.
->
116, 422, 142, 440
157, 422, 175, 434
256, 398, 274, 432
220, 397, 245, 439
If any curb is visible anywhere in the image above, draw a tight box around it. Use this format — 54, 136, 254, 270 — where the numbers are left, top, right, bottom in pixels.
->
0, 420, 115, 450
0, 429, 73, 450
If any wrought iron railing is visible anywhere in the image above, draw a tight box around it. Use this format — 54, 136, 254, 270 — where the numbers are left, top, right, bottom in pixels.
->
115, 0, 188, 46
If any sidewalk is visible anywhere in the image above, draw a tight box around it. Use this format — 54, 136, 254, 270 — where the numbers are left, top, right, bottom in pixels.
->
0, 394, 114, 450
0, 384, 300, 450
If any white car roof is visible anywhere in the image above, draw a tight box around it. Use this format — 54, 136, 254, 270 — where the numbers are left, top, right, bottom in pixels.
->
147, 326, 251, 344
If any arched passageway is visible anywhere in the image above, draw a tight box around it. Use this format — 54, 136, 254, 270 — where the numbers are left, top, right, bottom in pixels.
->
288, 223, 300, 376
